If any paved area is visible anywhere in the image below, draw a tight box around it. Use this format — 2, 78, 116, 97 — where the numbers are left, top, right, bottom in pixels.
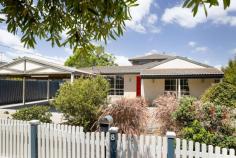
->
0, 99, 53, 109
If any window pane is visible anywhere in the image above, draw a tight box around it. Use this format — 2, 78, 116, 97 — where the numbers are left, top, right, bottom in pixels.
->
109, 89, 115, 95
115, 76, 124, 95
180, 79, 189, 95
107, 76, 114, 89
165, 79, 176, 91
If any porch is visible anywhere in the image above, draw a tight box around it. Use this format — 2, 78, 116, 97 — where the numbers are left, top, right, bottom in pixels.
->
140, 78, 219, 102
139, 68, 223, 102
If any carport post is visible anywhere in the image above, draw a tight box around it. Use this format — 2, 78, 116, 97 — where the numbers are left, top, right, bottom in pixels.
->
22, 77, 26, 105
47, 79, 50, 100
177, 79, 181, 99
71, 73, 75, 83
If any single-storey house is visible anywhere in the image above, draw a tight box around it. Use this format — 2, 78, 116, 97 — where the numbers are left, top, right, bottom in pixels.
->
79, 53, 224, 103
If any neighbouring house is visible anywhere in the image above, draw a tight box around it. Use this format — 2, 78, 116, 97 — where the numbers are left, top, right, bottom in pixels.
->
79, 53, 224, 103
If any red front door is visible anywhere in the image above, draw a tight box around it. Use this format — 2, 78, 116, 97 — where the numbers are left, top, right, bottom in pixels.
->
136, 76, 141, 97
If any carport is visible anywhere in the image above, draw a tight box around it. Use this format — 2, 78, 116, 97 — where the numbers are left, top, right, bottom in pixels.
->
0, 56, 92, 106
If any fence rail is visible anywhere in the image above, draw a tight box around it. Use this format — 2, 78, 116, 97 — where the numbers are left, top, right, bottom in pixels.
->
0, 119, 235, 158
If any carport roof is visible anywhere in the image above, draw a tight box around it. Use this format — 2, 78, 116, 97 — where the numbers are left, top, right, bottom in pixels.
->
0, 56, 93, 77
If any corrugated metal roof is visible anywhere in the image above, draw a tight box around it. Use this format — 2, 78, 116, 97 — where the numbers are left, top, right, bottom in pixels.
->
0, 56, 93, 76
141, 68, 223, 77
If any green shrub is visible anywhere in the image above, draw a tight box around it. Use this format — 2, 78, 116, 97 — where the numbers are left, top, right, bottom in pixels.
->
171, 95, 236, 149
54, 76, 109, 131
201, 82, 236, 107
172, 96, 198, 126
12, 106, 52, 123
181, 120, 215, 144
182, 120, 236, 148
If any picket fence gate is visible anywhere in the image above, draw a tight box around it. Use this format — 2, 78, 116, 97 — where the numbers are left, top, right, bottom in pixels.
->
0, 118, 235, 158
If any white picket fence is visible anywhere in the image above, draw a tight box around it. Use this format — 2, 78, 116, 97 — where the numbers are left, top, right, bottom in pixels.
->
38, 123, 110, 158
0, 119, 31, 158
176, 138, 236, 158
0, 119, 235, 158
117, 134, 167, 158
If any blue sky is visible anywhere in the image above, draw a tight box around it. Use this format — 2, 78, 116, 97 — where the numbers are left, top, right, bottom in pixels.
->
0, 0, 236, 68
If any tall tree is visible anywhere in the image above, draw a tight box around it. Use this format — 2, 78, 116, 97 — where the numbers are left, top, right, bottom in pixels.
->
183, 0, 231, 16
0, 0, 232, 50
65, 45, 117, 68
223, 57, 236, 85
0, 0, 137, 49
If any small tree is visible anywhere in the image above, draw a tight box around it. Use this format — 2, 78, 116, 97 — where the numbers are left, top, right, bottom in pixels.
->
223, 57, 236, 86
12, 106, 52, 123
201, 82, 236, 107
54, 76, 109, 131
173, 96, 199, 126
65, 45, 117, 68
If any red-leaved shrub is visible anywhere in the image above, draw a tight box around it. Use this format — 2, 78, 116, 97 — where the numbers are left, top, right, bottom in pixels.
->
153, 93, 179, 135
99, 98, 148, 135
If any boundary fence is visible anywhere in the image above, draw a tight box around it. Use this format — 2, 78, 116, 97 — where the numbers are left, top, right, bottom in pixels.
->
0, 79, 61, 105
0, 119, 235, 158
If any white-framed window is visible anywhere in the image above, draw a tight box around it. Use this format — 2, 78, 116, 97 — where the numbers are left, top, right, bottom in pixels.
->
180, 79, 190, 95
107, 75, 124, 95
165, 79, 190, 96
165, 79, 176, 91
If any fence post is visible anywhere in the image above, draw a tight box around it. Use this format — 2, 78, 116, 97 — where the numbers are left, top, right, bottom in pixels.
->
166, 131, 176, 158
109, 127, 119, 158
29, 120, 40, 158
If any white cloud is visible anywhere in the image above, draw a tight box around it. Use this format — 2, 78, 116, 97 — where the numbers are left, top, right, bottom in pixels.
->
0, 29, 65, 64
147, 14, 158, 25
188, 41, 208, 53
162, 1, 236, 28
0, 14, 6, 20
145, 49, 161, 55
188, 41, 196, 47
115, 55, 131, 66
214, 65, 222, 70
203, 60, 209, 64
0, 53, 11, 62
232, 48, 236, 54
125, 0, 160, 33
0, 29, 37, 55
194, 46, 208, 52
145, 49, 176, 56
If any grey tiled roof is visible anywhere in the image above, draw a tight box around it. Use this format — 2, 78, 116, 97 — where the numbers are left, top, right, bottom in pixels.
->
141, 68, 223, 77
78, 56, 223, 78
79, 65, 144, 74
128, 53, 172, 61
